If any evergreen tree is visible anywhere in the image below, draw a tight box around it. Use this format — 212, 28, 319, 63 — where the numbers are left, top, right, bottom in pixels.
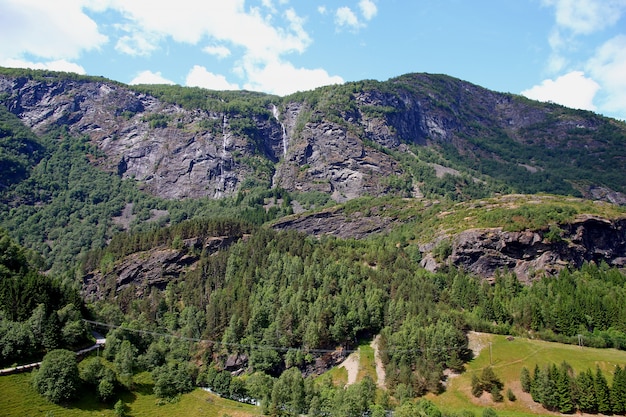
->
491, 385, 504, 402
612, 365, 626, 415
506, 388, 516, 401
42, 312, 61, 351
556, 364, 574, 414
595, 366, 612, 414
575, 369, 597, 414
480, 366, 502, 392
530, 364, 546, 404
541, 364, 559, 411
471, 374, 483, 397
520, 366, 531, 393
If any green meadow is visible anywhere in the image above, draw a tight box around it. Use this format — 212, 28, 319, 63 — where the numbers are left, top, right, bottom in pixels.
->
430, 333, 626, 416
0, 371, 261, 417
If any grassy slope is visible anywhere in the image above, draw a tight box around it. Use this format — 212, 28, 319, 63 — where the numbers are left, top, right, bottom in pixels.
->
0, 371, 261, 417
429, 333, 626, 416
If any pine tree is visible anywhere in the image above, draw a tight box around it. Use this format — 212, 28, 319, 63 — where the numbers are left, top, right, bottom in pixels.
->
491, 385, 504, 402
542, 364, 559, 411
556, 365, 574, 414
595, 366, 612, 414
471, 374, 483, 397
520, 366, 531, 393
612, 365, 626, 415
530, 365, 543, 403
576, 369, 597, 414
481, 366, 503, 392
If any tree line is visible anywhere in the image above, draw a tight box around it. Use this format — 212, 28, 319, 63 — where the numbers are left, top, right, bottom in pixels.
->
521, 362, 626, 414
0, 229, 90, 366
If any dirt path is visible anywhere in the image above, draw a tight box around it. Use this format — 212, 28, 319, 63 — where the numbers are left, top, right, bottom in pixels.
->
338, 351, 360, 385
371, 335, 386, 389
338, 335, 387, 388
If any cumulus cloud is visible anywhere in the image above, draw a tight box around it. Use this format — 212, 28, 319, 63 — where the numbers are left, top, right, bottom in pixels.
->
203, 45, 231, 59
542, 0, 626, 35
586, 35, 626, 118
536, 0, 626, 119
521, 71, 600, 111
359, 0, 378, 20
335, 7, 362, 30
241, 59, 344, 96
1, 58, 86, 74
94, 1, 311, 61
185, 65, 239, 90
0, 0, 107, 62
114, 28, 161, 56
1, 0, 344, 97
129, 70, 175, 85
334, 1, 378, 31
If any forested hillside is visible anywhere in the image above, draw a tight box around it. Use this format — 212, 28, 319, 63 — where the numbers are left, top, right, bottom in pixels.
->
1, 67, 626, 416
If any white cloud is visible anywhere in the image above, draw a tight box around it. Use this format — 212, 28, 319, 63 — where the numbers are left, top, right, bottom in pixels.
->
1, 0, 344, 99
242, 59, 343, 96
114, 27, 160, 56
203, 45, 231, 59
318, 6, 327, 15
0, 0, 107, 61
334, 2, 378, 31
586, 35, 626, 118
185, 65, 239, 90
335, 6, 362, 30
129, 70, 175, 85
1, 58, 86, 74
359, 0, 378, 21
521, 71, 600, 111
96, 1, 311, 62
542, 0, 626, 35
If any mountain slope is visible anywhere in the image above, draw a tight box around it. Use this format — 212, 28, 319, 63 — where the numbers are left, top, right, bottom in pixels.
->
1, 67, 624, 204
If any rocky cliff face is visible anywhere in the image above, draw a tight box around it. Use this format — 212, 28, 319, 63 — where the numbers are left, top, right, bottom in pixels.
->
420, 216, 626, 282
1, 71, 624, 203
82, 235, 238, 301
0, 76, 262, 199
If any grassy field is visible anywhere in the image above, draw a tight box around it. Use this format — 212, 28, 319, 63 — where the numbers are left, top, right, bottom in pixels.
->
429, 332, 626, 416
0, 371, 261, 417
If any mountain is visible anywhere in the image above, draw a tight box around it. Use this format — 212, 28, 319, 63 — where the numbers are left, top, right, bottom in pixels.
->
3, 68, 626, 416
1, 67, 625, 204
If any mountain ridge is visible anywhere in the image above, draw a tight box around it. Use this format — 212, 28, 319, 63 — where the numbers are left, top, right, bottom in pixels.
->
1, 67, 624, 205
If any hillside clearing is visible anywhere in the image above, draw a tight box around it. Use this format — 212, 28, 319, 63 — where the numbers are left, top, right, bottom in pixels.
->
431, 333, 626, 416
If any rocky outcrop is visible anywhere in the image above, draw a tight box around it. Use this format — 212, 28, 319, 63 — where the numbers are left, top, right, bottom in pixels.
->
272, 204, 400, 239
82, 235, 238, 301
420, 216, 626, 282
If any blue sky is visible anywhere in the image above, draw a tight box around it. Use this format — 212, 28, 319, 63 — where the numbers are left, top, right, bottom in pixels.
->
2, 0, 626, 120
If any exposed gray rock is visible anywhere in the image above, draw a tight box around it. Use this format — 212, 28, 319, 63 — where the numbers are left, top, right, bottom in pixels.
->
421, 216, 626, 282
272, 206, 399, 239
82, 235, 238, 301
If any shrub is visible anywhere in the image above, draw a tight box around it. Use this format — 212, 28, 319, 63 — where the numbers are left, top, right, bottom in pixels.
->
32, 349, 80, 403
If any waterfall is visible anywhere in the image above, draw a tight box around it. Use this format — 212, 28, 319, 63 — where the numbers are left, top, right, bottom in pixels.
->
218, 113, 229, 196
271, 104, 288, 157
